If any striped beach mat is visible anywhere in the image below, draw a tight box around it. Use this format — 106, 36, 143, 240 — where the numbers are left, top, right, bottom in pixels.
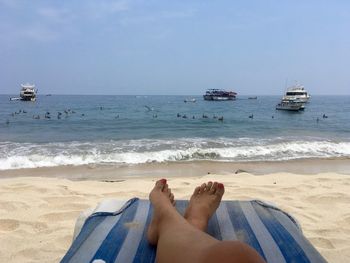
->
61, 198, 327, 263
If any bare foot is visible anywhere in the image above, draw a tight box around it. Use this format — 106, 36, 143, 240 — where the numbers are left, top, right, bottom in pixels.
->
147, 179, 176, 245
184, 181, 225, 231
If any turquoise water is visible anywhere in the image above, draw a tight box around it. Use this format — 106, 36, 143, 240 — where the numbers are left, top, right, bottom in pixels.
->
0, 95, 349, 169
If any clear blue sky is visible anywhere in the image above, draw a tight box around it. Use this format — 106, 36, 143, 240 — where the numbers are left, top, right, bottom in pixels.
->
1, 0, 349, 95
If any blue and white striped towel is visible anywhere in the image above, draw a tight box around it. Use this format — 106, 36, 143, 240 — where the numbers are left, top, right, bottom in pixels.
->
61, 198, 327, 263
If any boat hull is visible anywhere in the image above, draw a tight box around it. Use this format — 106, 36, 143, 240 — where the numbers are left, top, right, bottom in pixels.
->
276, 105, 302, 111
203, 95, 235, 101
20, 86, 36, 102
283, 96, 309, 103
20, 96, 36, 101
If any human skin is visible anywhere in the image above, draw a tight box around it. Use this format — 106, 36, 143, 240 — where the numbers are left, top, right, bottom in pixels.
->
147, 179, 266, 263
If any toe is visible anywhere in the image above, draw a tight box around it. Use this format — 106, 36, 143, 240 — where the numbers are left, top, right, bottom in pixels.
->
216, 183, 225, 197
200, 183, 206, 193
163, 183, 169, 193
170, 193, 176, 206
209, 182, 218, 194
193, 186, 200, 195
155, 179, 167, 190
206, 181, 213, 192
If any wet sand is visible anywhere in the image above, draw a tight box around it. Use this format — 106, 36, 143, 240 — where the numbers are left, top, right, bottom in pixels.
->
1, 158, 350, 180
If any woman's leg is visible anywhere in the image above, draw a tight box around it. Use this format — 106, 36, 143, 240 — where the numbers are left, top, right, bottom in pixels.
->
147, 179, 266, 263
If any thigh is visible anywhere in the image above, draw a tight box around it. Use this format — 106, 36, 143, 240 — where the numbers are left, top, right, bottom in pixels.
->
200, 241, 266, 263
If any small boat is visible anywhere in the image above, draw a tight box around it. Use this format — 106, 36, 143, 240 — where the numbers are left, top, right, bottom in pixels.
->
184, 98, 196, 103
203, 89, 237, 101
276, 99, 303, 111
248, 96, 257, 100
20, 84, 37, 101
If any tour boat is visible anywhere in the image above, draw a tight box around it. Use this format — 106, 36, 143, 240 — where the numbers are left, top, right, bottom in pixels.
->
20, 84, 37, 101
203, 89, 237, 101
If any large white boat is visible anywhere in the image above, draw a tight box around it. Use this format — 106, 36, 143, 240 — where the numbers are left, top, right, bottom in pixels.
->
20, 84, 37, 101
283, 83, 310, 103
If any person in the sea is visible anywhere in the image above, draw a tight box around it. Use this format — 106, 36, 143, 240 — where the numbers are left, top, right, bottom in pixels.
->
147, 179, 266, 263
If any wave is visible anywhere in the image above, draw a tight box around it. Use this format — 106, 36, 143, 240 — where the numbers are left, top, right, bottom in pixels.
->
1, 138, 350, 170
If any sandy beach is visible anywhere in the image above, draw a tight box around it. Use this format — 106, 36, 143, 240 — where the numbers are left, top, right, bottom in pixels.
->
0, 162, 350, 262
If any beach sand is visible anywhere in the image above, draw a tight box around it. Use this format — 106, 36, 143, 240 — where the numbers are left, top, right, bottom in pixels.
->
0, 164, 350, 262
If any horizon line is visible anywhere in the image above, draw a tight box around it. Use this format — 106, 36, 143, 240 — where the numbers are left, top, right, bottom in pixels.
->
1, 93, 350, 96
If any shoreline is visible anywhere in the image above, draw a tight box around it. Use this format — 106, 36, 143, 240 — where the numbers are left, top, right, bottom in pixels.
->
1, 158, 350, 180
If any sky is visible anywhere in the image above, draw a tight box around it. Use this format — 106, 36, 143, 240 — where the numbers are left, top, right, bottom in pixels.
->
0, 0, 349, 95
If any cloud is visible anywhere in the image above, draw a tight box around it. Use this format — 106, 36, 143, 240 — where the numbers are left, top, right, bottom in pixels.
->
0, 0, 19, 8
0, 5, 72, 43
16, 6, 75, 42
0, 0, 196, 45
119, 8, 196, 26
37, 7, 73, 24
0, 23, 59, 44
19, 25, 59, 42
84, 0, 130, 19
109, 0, 129, 13
161, 9, 196, 19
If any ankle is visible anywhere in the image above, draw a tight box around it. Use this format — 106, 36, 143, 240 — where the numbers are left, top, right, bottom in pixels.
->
185, 217, 208, 231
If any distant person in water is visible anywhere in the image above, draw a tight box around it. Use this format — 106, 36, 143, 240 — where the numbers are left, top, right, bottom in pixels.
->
147, 179, 266, 263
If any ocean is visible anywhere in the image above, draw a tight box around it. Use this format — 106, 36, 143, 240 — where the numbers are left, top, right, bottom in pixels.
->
0, 95, 349, 170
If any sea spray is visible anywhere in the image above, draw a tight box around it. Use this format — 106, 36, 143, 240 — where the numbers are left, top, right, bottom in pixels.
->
1, 138, 350, 170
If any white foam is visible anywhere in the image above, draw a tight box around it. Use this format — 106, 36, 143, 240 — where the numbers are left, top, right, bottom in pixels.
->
1, 139, 350, 170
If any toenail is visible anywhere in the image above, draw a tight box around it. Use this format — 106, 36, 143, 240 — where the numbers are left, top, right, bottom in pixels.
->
218, 183, 224, 189
160, 178, 167, 184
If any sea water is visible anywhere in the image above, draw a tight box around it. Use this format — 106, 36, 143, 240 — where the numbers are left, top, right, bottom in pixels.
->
0, 95, 349, 170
